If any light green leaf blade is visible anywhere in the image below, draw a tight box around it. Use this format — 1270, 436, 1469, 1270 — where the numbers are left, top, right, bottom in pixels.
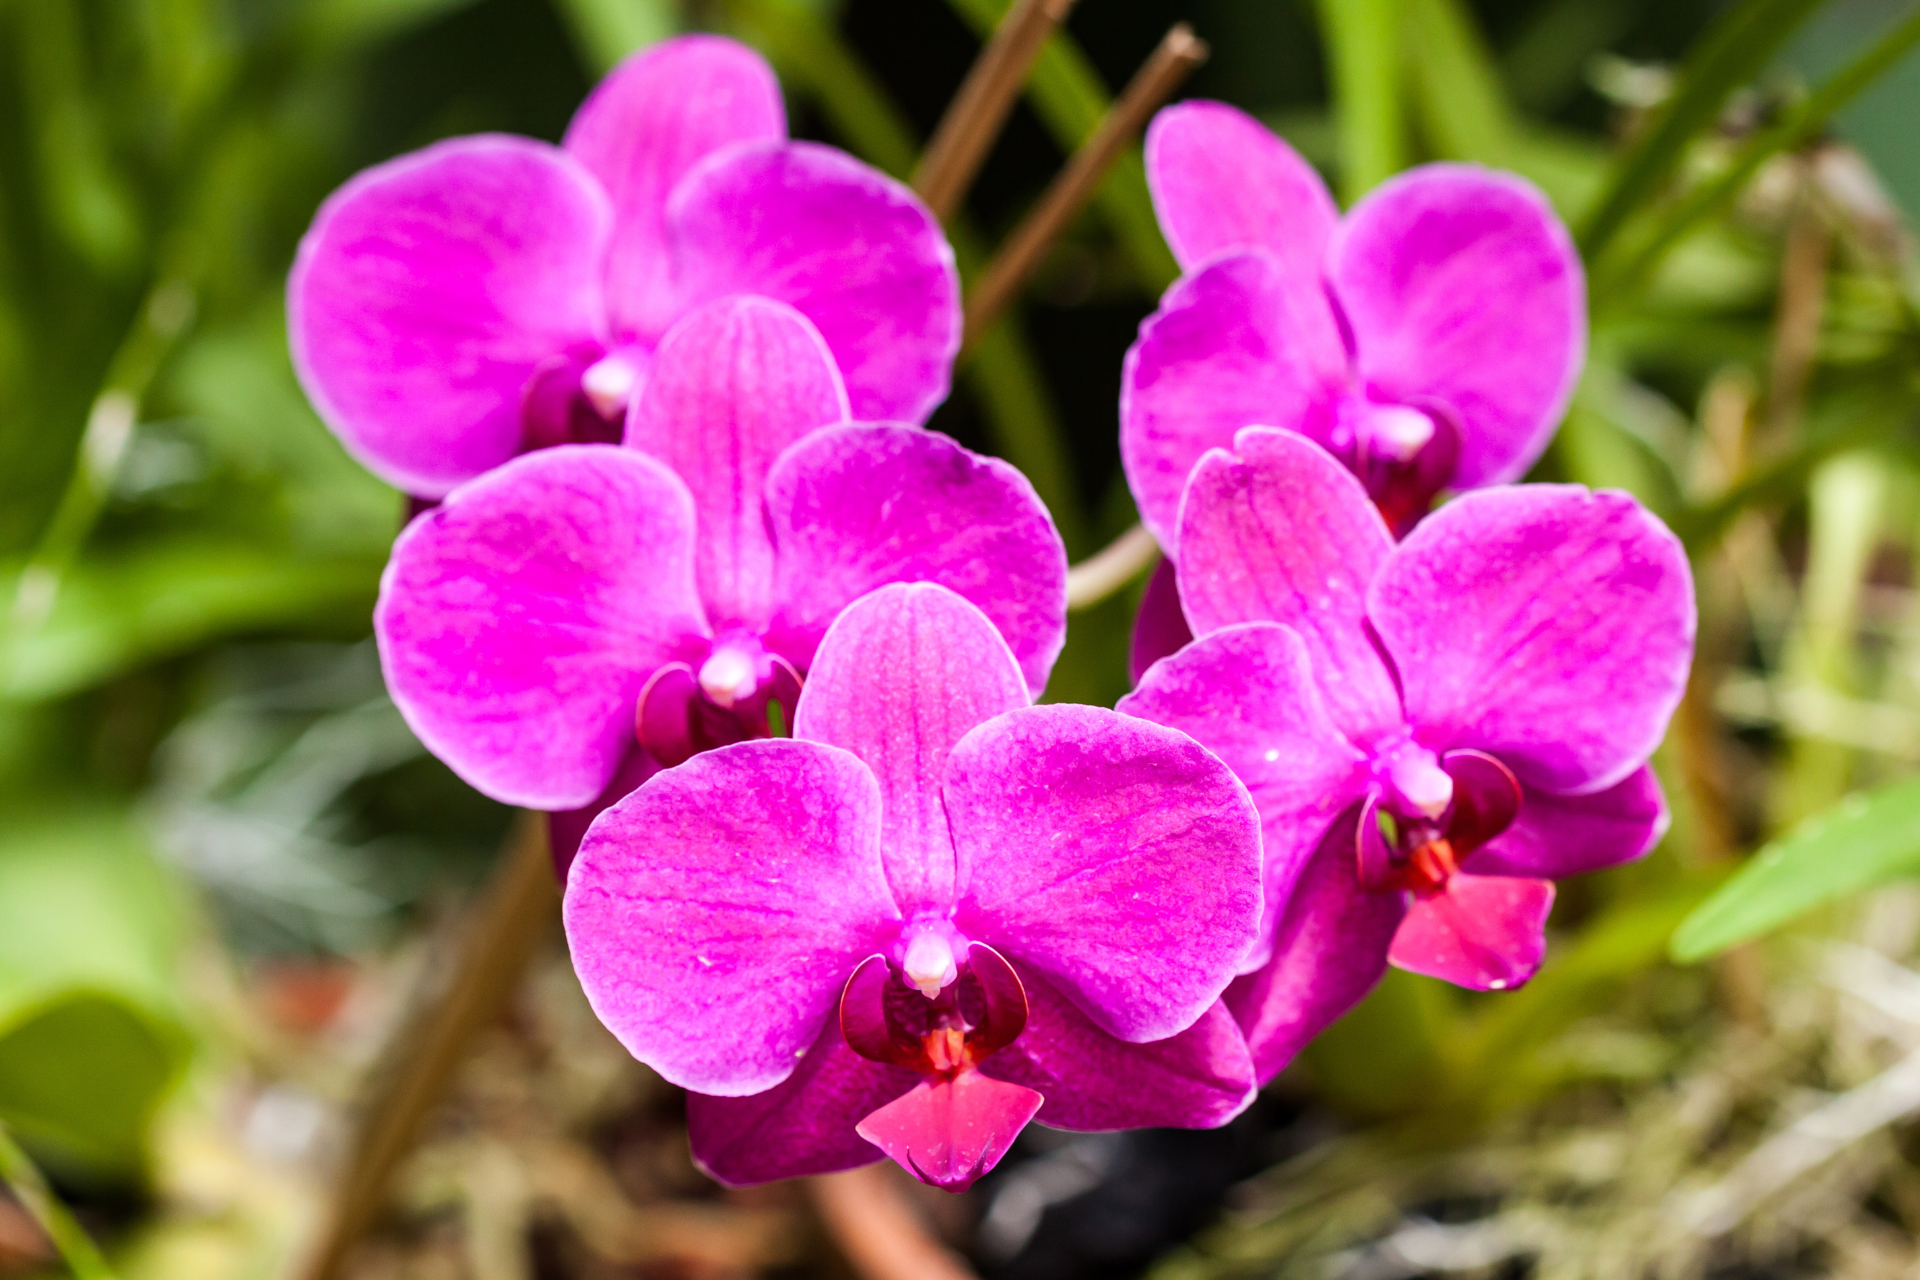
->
0, 809, 192, 1177
1314, 0, 1405, 202
1671, 777, 1920, 962
1405, 0, 1514, 167
552, 0, 677, 73
1579, 0, 1833, 260
2, 540, 384, 704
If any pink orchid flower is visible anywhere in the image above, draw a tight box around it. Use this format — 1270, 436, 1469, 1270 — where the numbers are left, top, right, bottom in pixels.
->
1120, 429, 1693, 1084
564, 583, 1264, 1190
1122, 101, 1586, 544
290, 35, 958, 498
374, 298, 1066, 854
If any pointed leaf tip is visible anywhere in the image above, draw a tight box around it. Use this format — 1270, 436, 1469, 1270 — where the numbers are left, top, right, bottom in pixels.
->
1672, 778, 1920, 963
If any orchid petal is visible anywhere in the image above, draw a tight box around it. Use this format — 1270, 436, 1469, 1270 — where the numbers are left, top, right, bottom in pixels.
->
669, 142, 960, 423
563, 36, 786, 341
984, 973, 1255, 1131
1226, 811, 1405, 1084
1330, 165, 1585, 488
765, 424, 1067, 693
1120, 252, 1349, 549
795, 583, 1028, 915
375, 446, 705, 809
1129, 558, 1192, 684
1468, 765, 1669, 880
288, 136, 611, 497
563, 739, 899, 1095
855, 1071, 1043, 1192
625, 297, 847, 631
947, 703, 1263, 1043
1144, 100, 1339, 275
1119, 623, 1373, 971
1388, 874, 1555, 991
548, 745, 664, 881
687, 1013, 914, 1186
1176, 428, 1403, 745
1371, 485, 1695, 793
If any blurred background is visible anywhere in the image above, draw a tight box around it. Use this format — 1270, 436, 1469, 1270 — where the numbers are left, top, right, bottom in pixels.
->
9, 0, 1920, 1276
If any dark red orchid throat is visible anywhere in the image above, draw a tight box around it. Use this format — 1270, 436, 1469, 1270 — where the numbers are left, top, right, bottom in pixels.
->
519, 345, 639, 452
1329, 398, 1461, 538
1358, 749, 1522, 897
634, 640, 804, 768
840, 942, 1043, 1192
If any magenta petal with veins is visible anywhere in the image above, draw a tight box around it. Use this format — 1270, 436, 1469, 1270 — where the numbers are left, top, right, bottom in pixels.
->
1125, 426, 1692, 1079
375, 296, 1064, 813
289, 35, 957, 497
1124, 101, 1585, 542
564, 584, 1263, 1187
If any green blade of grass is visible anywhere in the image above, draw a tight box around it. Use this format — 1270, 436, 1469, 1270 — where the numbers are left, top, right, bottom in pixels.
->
1578, 0, 1834, 261
1316, 0, 1406, 202
1596, 5, 1920, 305
1672, 775, 1920, 962
1405, 0, 1513, 167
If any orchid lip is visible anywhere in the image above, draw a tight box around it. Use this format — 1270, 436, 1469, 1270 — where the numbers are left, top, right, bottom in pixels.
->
1358, 748, 1523, 895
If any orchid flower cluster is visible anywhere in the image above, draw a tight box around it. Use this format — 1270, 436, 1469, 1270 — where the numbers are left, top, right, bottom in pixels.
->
291, 39, 1695, 1192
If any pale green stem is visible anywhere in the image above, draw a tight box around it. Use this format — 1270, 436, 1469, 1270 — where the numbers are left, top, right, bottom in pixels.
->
0, 1120, 115, 1280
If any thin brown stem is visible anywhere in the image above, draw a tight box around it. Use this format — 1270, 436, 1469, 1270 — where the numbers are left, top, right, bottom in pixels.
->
808, 1164, 978, 1280
913, 0, 1080, 222
962, 24, 1207, 352
298, 813, 558, 1280
1065, 522, 1158, 611
1764, 191, 1831, 449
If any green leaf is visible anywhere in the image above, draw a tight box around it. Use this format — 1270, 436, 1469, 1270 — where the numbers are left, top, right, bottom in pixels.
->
551, 0, 677, 74
2, 540, 383, 704
1578, 0, 1833, 261
1671, 775, 1920, 962
1314, 0, 1406, 202
1596, 4, 1920, 304
0, 809, 191, 1178
1404, 0, 1514, 167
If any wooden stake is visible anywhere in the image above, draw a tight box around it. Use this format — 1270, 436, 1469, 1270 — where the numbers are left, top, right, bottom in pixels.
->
913, 0, 1080, 222
962, 24, 1207, 350
297, 813, 558, 1280
809, 1164, 978, 1280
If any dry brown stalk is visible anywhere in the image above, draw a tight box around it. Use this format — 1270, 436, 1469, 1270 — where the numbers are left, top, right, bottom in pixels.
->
913, 0, 1080, 222
809, 1164, 980, 1280
1765, 191, 1832, 448
962, 24, 1207, 351
297, 813, 559, 1280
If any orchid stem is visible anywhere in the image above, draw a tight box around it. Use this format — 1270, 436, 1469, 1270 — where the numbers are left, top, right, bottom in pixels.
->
961, 24, 1207, 352
0, 1120, 115, 1280
914, 0, 1080, 221
809, 1164, 978, 1280
1065, 522, 1159, 612
298, 812, 557, 1280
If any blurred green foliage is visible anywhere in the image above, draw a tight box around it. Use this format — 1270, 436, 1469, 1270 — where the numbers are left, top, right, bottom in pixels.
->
7, 0, 1920, 1247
